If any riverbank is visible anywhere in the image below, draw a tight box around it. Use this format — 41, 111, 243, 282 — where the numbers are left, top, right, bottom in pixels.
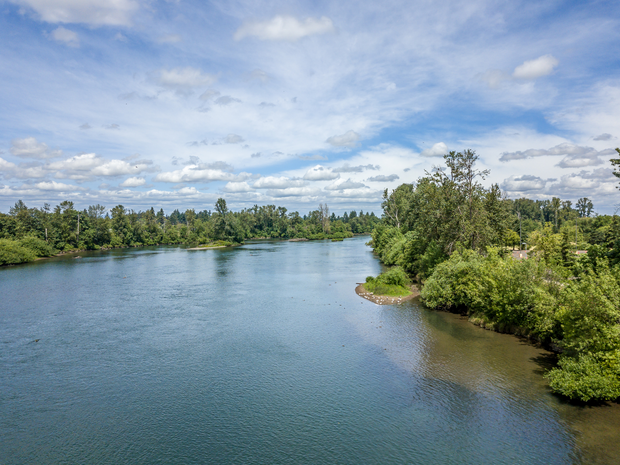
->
355, 283, 420, 305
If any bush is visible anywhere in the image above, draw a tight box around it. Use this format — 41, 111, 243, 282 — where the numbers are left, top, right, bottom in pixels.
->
18, 236, 55, 257
364, 266, 412, 296
0, 239, 36, 265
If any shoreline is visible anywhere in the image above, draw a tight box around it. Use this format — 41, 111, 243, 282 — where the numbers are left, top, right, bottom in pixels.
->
355, 283, 420, 305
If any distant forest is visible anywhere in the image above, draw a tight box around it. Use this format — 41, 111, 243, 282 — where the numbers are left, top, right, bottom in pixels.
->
0, 199, 380, 263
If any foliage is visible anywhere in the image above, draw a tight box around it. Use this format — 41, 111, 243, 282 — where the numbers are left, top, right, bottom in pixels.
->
364, 266, 412, 296
370, 149, 620, 402
0, 239, 36, 265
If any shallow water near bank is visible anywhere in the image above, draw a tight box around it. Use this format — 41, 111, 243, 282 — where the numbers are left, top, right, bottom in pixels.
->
1, 237, 618, 464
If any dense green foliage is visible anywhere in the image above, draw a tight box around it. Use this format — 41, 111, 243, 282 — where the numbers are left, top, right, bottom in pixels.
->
371, 148, 620, 402
0, 198, 380, 265
365, 266, 412, 297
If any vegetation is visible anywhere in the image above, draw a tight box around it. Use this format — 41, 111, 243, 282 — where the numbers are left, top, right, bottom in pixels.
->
0, 198, 381, 265
364, 266, 412, 297
371, 148, 620, 402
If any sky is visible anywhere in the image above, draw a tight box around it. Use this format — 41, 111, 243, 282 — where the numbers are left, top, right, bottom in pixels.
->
0, 0, 619, 215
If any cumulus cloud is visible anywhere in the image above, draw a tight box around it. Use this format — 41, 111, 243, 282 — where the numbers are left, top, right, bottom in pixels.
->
13, 0, 139, 26
154, 165, 249, 183
222, 181, 253, 193
158, 67, 216, 88
251, 152, 261, 158
325, 178, 367, 190
50, 26, 79, 47
79, 123, 91, 129
332, 163, 380, 173
594, 133, 615, 141
512, 55, 559, 80
120, 176, 146, 187
367, 174, 399, 182
234, 15, 335, 42
326, 130, 361, 148
48, 153, 102, 171
500, 143, 602, 162
35, 180, 84, 191
420, 142, 449, 157
10, 137, 62, 159
556, 152, 604, 168
266, 187, 322, 198
224, 134, 244, 144
501, 175, 548, 192
253, 176, 307, 189
303, 165, 340, 181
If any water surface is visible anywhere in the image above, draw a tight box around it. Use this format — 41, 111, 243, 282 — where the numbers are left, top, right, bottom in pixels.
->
1, 237, 618, 464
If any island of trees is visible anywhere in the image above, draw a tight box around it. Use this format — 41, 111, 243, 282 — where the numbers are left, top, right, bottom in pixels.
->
370, 148, 620, 402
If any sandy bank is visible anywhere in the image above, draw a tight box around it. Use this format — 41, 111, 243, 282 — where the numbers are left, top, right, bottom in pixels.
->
355, 283, 420, 305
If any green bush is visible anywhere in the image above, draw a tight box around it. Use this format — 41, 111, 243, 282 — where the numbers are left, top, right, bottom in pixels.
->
0, 239, 36, 265
18, 236, 55, 257
364, 266, 411, 296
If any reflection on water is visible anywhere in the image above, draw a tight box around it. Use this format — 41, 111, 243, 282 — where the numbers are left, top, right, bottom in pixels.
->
0, 238, 618, 464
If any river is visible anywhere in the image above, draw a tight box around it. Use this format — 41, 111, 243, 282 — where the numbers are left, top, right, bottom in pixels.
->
1, 236, 618, 464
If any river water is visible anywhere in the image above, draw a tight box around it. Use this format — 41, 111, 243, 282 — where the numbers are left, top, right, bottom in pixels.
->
1, 237, 618, 464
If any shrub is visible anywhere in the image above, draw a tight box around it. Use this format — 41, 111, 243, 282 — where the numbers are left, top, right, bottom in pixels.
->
18, 236, 55, 257
0, 239, 36, 265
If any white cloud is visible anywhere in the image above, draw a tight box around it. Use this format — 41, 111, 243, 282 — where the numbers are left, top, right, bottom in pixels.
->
266, 187, 322, 197
325, 178, 367, 190
13, 0, 139, 26
556, 152, 604, 168
0, 157, 17, 171
303, 165, 340, 181
154, 165, 249, 183
90, 159, 151, 176
234, 15, 335, 42
120, 176, 146, 187
420, 142, 449, 157
35, 180, 84, 191
501, 175, 548, 192
47, 153, 101, 170
253, 176, 307, 189
10, 137, 62, 159
326, 130, 361, 148
222, 181, 253, 193
199, 90, 220, 101
50, 26, 79, 47
512, 55, 559, 80
158, 67, 216, 88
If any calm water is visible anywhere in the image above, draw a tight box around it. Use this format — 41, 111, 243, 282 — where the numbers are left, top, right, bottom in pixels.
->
1, 237, 619, 464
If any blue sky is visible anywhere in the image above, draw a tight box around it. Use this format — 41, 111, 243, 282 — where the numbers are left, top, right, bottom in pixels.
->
1, 0, 619, 214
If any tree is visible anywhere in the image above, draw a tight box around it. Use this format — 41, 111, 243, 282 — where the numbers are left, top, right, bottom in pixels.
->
576, 197, 594, 218
610, 148, 620, 185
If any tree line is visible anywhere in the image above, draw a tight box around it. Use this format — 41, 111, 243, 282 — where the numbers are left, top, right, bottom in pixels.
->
0, 198, 380, 265
371, 148, 620, 402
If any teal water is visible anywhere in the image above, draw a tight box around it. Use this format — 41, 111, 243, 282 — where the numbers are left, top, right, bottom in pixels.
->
1, 237, 618, 464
